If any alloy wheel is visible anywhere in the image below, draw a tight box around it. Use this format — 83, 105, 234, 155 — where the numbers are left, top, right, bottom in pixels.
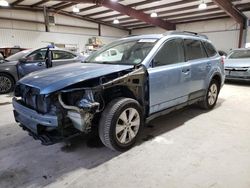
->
208, 83, 218, 106
115, 108, 140, 144
0, 75, 12, 93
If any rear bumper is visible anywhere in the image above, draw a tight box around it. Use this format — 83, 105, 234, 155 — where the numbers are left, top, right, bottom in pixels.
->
12, 98, 58, 134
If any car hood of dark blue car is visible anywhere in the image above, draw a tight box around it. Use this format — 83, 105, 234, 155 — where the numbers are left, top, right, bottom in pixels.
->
19, 63, 134, 94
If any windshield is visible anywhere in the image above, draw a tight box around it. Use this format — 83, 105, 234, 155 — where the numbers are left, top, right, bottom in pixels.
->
5, 50, 31, 61
85, 39, 157, 65
228, 50, 250, 59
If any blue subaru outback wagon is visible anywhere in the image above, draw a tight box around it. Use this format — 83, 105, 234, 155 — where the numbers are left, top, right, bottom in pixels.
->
13, 31, 225, 151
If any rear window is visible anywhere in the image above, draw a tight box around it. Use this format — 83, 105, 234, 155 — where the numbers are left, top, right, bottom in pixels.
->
52, 51, 76, 60
184, 39, 207, 61
228, 50, 250, 59
204, 42, 217, 57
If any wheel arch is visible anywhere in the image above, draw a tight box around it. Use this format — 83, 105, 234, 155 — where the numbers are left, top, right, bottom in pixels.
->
103, 85, 137, 104
0, 71, 17, 84
210, 73, 222, 90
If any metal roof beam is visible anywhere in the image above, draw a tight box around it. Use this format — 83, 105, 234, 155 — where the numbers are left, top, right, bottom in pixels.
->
212, 0, 245, 24
55, 2, 77, 10
58, 0, 175, 30
11, 0, 25, 6
31, 0, 50, 7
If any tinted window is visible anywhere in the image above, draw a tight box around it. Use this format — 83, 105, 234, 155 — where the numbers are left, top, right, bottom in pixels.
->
27, 49, 46, 61
184, 39, 207, 61
204, 42, 217, 57
154, 38, 185, 67
52, 51, 76, 60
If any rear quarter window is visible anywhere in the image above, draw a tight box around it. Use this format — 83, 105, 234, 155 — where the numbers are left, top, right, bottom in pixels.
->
203, 42, 217, 57
184, 39, 207, 61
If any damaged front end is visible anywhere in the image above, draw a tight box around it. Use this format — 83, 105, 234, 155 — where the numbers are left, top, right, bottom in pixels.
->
58, 88, 101, 133
13, 65, 148, 145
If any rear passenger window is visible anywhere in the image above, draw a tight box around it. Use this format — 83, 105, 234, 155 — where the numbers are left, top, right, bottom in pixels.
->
153, 38, 185, 67
203, 42, 217, 57
184, 39, 207, 61
52, 51, 76, 60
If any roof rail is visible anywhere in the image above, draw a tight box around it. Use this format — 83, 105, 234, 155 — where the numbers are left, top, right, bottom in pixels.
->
164, 31, 208, 39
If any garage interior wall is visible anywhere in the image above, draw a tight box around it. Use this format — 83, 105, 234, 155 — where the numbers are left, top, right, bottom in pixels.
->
0, 9, 128, 52
132, 17, 245, 53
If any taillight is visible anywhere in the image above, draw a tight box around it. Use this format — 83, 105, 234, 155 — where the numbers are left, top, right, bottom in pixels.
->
221, 57, 224, 64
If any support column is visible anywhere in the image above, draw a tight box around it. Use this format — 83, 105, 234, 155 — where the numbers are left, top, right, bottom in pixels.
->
238, 23, 244, 48
98, 23, 101, 36
43, 6, 49, 32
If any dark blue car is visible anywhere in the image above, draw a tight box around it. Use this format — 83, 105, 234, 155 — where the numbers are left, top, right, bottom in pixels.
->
0, 47, 84, 94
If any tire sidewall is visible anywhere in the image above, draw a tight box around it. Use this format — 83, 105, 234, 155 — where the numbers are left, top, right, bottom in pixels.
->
205, 80, 219, 109
0, 73, 15, 94
109, 100, 143, 151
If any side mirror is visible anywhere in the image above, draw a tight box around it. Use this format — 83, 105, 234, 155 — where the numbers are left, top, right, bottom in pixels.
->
19, 57, 27, 63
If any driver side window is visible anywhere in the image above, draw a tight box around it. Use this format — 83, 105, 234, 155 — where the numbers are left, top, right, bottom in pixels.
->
26, 49, 46, 61
153, 38, 185, 67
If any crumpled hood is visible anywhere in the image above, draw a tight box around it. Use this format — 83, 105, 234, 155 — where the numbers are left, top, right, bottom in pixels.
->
18, 63, 133, 94
225, 59, 250, 68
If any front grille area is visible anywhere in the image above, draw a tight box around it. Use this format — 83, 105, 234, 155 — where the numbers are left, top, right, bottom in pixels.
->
17, 84, 50, 114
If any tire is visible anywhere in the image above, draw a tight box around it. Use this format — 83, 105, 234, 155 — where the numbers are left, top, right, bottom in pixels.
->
0, 73, 15, 94
199, 79, 220, 110
98, 97, 143, 151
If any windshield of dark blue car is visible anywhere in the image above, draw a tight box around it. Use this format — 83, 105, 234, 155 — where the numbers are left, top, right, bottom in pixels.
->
85, 39, 157, 65
5, 50, 31, 61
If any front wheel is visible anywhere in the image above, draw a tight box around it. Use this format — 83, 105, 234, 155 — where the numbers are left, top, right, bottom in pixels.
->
0, 73, 15, 94
98, 98, 143, 151
199, 79, 219, 109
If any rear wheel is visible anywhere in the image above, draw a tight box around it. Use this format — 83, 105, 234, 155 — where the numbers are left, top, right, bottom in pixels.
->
0, 73, 15, 94
199, 79, 219, 109
98, 98, 143, 151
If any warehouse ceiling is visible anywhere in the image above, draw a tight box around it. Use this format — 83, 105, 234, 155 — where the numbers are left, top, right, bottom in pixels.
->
3, 0, 250, 30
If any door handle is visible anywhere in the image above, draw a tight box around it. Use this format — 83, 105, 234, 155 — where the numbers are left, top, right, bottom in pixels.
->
182, 68, 190, 73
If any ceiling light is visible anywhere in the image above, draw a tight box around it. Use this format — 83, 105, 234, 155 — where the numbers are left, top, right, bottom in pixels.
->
72, 5, 80, 13
111, 0, 118, 2
113, 18, 119, 24
0, 0, 9, 7
198, 0, 207, 10
150, 12, 158, 18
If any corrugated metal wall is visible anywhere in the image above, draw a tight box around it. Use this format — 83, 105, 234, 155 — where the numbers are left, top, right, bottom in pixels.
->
132, 18, 245, 53
0, 9, 128, 52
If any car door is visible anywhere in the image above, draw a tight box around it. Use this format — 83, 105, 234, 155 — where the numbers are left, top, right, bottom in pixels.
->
147, 38, 191, 114
184, 39, 210, 95
17, 49, 46, 77
52, 50, 78, 66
